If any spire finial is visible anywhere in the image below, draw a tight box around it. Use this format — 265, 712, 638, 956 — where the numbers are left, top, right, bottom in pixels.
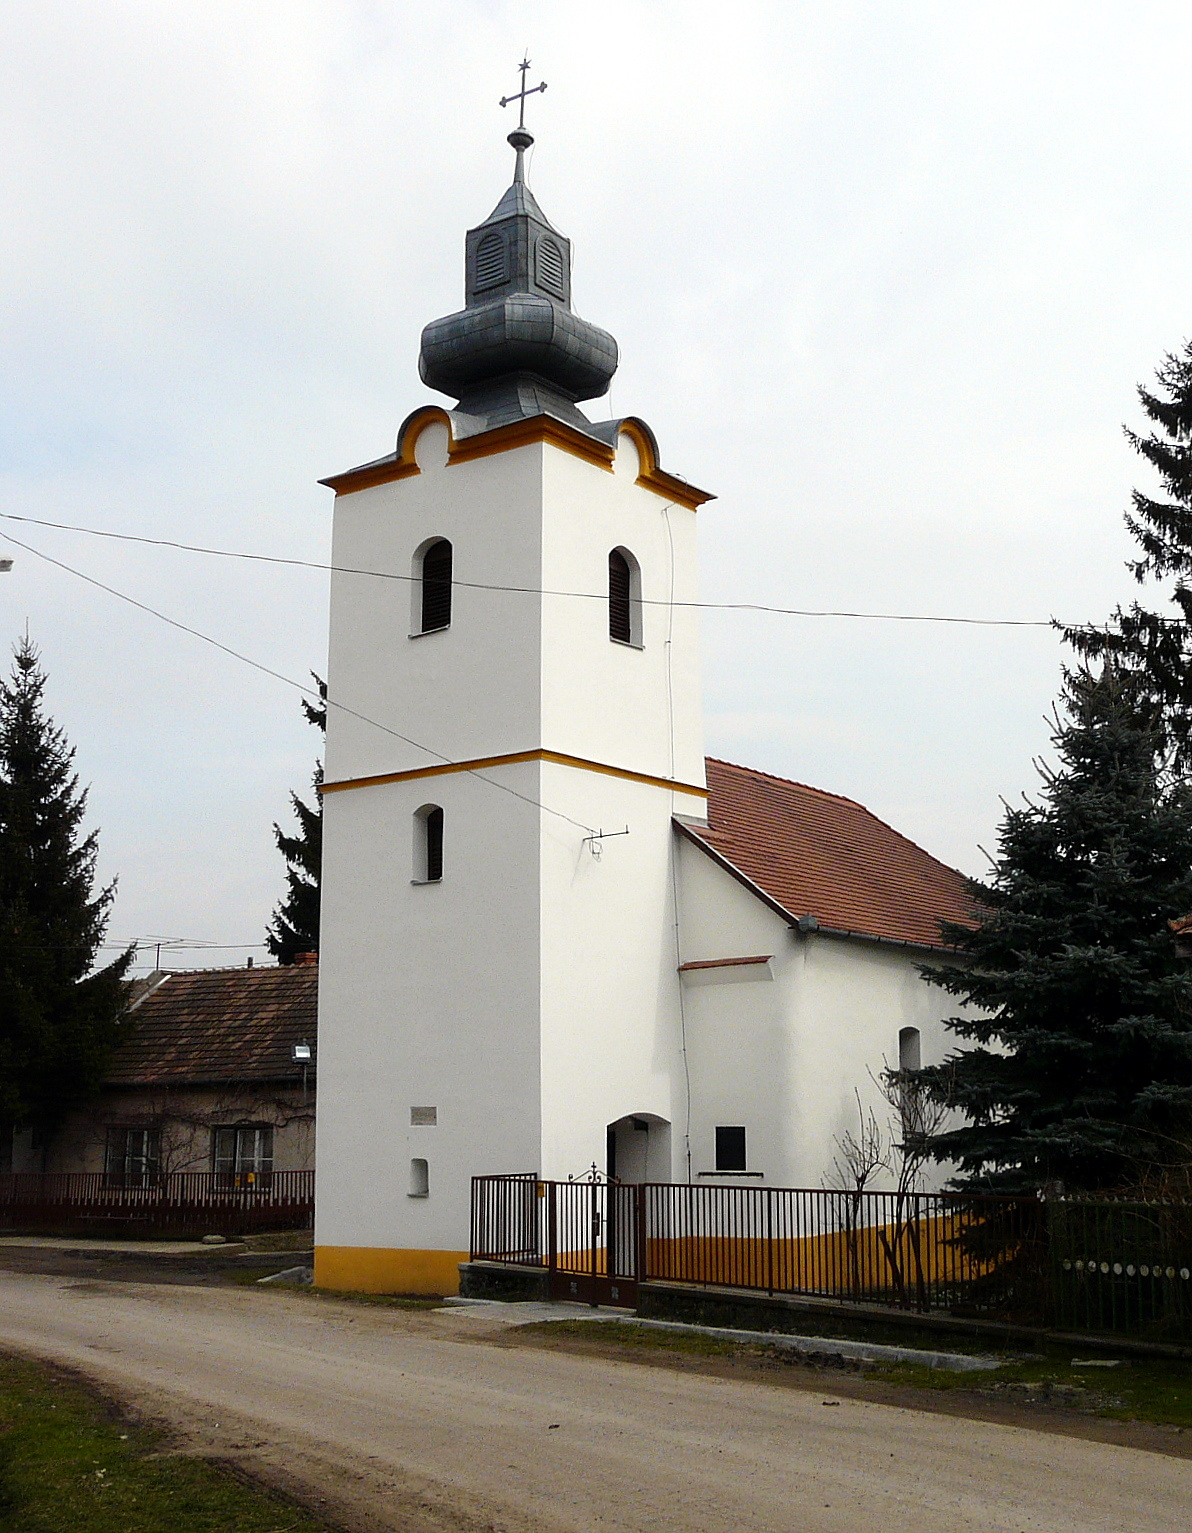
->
499, 56, 547, 183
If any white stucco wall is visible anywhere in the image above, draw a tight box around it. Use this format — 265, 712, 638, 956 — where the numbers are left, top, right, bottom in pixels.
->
316, 417, 706, 1268
675, 832, 958, 1192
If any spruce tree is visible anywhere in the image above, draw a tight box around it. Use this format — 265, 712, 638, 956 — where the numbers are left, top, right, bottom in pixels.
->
1066, 341, 1192, 764
0, 636, 134, 1140
265, 679, 325, 964
920, 666, 1192, 1194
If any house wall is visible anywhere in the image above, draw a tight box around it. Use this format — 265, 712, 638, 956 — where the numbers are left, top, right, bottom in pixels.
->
43, 1085, 316, 1176
675, 832, 958, 1191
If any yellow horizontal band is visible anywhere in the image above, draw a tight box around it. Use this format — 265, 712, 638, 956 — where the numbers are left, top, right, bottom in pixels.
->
314, 1245, 466, 1296
320, 747, 708, 799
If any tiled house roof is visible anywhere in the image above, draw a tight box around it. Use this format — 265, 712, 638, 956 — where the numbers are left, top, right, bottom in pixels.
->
107, 964, 318, 1087
682, 758, 979, 950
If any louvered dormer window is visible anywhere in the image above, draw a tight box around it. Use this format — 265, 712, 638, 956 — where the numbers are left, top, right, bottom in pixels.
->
536, 236, 565, 299
417, 539, 452, 634
475, 231, 507, 289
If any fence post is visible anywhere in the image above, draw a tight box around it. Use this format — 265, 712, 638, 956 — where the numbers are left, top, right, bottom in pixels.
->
766, 1187, 774, 1297
635, 1184, 648, 1287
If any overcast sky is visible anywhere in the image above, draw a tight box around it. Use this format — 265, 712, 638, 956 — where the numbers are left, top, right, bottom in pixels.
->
2, 1, 1190, 974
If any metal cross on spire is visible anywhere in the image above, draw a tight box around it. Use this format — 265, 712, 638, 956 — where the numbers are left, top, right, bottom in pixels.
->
500, 56, 547, 131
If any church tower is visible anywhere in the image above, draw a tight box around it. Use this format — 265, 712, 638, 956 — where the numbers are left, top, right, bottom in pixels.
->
313, 82, 713, 1295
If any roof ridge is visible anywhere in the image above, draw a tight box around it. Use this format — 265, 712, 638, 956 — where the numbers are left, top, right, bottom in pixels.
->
151, 964, 290, 974
704, 756, 972, 884
704, 756, 866, 810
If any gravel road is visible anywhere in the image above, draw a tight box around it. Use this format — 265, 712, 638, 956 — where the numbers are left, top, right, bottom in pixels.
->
0, 1269, 1188, 1532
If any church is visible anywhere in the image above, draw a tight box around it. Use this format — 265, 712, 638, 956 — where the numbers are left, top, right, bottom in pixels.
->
312, 97, 976, 1296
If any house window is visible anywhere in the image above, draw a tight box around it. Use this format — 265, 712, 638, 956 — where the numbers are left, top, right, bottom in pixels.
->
409, 1157, 430, 1198
898, 1027, 922, 1073
413, 804, 444, 883
212, 1125, 274, 1190
715, 1125, 747, 1172
415, 539, 452, 634
105, 1127, 160, 1189
608, 547, 642, 646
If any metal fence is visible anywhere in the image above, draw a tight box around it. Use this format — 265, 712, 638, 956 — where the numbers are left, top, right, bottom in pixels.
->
1048, 1197, 1192, 1341
472, 1175, 1046, 1319
473, 1176, 1192, 1337
0, 1170, 315, 1238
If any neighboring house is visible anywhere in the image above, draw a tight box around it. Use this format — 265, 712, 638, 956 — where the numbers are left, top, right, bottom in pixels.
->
37, 960, 318, 1184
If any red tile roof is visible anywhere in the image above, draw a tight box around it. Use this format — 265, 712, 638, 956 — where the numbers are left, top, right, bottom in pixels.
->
107, 965, 318, 1087
684, 758, 979, 950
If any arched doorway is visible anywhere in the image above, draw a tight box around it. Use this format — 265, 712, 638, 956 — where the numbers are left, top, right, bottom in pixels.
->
606, 1114, 671, 1183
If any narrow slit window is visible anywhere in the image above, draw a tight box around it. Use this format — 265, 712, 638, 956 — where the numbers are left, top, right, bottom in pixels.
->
409, 1158, 429, 1197
414, 805, 444, 883
715, 1125, 747, 1172
419, 539, 452, 633
609, 548, 641, 645
898, 1027, 922, 1073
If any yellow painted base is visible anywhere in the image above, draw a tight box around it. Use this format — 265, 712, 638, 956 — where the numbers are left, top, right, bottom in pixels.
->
313, 1245, 467, 1296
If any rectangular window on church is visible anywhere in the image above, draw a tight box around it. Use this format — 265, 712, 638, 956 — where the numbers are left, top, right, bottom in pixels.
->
715, 1125, 747, 1172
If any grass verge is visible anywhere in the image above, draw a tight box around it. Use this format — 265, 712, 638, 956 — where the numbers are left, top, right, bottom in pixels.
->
524, 1320, 1192, 1428
874, 1352, 1192, 1428
0, 1352, 336, 1533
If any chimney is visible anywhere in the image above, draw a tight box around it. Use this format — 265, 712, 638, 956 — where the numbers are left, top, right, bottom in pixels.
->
294, 952, 318, 966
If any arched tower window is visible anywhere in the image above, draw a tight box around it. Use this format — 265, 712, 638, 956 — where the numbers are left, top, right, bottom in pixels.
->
898, 1027, 922, 1073
414, 539, 452, 634
413, 805, 444, 884
608, 548, 642, 647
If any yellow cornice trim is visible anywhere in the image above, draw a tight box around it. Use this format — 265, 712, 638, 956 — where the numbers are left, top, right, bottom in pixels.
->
320, 406, 452, 496
617, 417, 716, 511
447, 414, 615, 472
319, 408, 715, 508
320, 747, 708, 799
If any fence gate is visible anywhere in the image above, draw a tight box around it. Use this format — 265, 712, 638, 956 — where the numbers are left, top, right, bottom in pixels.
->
548, 1177, 641, 1307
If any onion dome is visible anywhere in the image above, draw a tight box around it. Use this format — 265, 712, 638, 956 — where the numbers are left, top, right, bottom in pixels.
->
419, 125, 619, 433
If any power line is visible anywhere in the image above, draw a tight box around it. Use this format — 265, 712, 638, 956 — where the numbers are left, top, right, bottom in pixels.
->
0, 527, 597, 835
0, 510, 1063, 629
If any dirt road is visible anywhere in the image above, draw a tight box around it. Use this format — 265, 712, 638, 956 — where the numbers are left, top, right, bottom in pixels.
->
0, 1270, 1188, 1533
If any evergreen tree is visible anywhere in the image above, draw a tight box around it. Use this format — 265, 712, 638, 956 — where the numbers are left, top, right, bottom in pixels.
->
1066, 341, 1192, 764
265, 679, 325, 964
0, 636, 134, 1139
920, 666, 1192, 1194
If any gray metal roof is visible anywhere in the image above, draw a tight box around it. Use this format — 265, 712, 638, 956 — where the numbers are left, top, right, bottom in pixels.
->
417, 131, 618, 437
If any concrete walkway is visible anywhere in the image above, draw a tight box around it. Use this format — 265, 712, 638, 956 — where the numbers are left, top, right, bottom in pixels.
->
441, 1296, 1005, 1370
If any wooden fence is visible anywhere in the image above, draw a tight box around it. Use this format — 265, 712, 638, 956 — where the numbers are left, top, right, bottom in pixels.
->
0, 1170, 314, 1238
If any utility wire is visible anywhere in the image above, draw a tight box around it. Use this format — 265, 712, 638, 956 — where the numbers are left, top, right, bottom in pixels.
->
0, 528, 597, 835
0, 510, 1063, 629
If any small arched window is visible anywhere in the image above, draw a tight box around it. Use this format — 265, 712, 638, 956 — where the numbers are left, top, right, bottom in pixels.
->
416, 539, 452, 634
413, 805, 444, 884
898, 1027, 922, 1073
608, 548, 642, 646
